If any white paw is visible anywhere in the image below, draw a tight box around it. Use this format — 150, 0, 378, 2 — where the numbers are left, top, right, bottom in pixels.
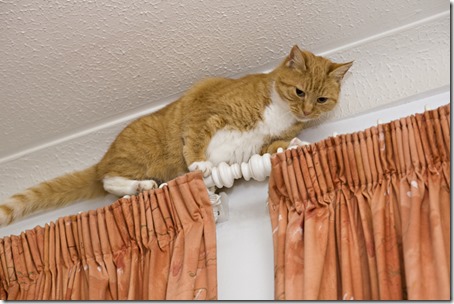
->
137, 180, 158, 192
103, 176, 158, 196
287, 137, 310, 150
188, 161, 214, 177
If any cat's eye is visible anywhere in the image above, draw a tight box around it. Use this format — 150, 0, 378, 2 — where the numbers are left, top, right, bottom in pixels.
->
317, 97, 328, 103
295, 88, 305, 97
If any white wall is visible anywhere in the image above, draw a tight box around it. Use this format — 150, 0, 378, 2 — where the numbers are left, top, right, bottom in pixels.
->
0, 0, 450, 300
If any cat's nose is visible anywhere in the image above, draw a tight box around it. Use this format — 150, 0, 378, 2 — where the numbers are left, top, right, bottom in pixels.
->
303, 110, 311, 116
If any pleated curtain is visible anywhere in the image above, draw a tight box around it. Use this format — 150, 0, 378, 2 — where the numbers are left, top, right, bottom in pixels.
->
268, 104, 450, 300
0, 105, 450, 301
0, 172, 217, 300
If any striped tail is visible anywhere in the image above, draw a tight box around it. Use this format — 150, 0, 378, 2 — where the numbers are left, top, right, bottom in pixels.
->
0, 165, 106, 226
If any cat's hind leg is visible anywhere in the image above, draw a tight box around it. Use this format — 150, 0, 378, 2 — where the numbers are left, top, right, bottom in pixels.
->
102, 176, 158, 197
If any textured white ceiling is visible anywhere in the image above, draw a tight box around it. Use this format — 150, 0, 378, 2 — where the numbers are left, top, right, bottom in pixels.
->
0, 0, 448, 159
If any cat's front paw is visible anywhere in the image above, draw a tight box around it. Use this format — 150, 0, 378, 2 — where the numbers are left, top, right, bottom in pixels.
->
188, 161, 214, 177
287, 137, 310, 150
137, 180, 158, 192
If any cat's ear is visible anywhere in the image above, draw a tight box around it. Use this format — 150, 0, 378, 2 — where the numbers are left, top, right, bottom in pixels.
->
329, 61, 353, 81
286, 45, 306, 71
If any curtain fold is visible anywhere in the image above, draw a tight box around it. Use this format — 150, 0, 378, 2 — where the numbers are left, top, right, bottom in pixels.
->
0, 171, 217, 300
268, 104, 450, 300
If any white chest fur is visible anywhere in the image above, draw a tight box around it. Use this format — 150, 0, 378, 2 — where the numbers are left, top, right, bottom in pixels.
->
206, 86, 296, 165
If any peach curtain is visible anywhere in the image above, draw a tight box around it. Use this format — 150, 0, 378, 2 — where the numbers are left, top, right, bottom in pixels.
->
268, 105, 450, 300
0, 172, 217, 300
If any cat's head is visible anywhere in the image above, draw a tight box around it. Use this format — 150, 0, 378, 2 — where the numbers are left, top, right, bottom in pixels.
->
272, 45, 353, 122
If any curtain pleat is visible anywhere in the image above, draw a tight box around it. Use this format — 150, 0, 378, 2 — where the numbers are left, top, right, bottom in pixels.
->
0, 171, 217, 300
268, 104, 450, 300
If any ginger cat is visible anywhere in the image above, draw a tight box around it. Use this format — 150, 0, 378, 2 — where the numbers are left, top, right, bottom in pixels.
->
0, 45, 352, 226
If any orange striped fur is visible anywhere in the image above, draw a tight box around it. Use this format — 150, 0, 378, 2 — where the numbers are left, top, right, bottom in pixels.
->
0, 45, 352, 225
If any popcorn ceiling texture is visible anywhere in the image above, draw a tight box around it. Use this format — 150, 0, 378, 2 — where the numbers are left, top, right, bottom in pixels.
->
0, 0, 450, 200
0, 0, 449, 160
319, 16, 450, 124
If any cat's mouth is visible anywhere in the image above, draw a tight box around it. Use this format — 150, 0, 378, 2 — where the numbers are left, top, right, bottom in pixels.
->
294, 114, 314, 122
